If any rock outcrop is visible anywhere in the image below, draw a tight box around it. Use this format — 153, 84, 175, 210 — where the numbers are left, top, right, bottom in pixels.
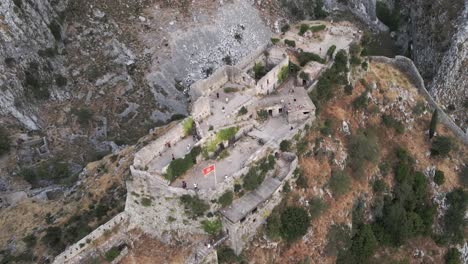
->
0, 0, 68, 130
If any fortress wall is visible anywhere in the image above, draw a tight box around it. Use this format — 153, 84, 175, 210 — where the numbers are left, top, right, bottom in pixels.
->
52, 212, 129, 264
224, 156, 298, 254
190, 66, 229, 98
225, 66, 256, 87
255, 56, 289, 95
133, 119, 187, 170
369, 56, 468, 144
235, 43, 270, 71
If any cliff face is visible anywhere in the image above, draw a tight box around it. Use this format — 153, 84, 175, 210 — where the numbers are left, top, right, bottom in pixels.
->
390, 0, 467, 131
0, 0, 68, 130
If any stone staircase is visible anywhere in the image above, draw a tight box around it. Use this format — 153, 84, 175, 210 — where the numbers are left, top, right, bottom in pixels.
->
185, 234, 229, 264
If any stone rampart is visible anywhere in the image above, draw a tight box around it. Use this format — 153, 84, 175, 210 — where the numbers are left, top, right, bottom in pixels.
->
133, 118, 188, 170
235, 43, 270, 71
369, 56, 468, 144
52, 212, 129, 264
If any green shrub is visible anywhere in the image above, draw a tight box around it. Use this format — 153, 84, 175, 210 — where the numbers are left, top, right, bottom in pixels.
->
180, 195, 209, 217
350, 224, 377, 263
141, 197, 152, 207
353, 92, 368, 109
348, 129, 379, 176
243, 155, 275, 191
298, 52, 325, 66
325, 224, 351, 256
281, 24, 290, 33
165, 146, 200, 182
376, 1, 400, 31
459, 165, 468, 187
253, 62, 266, 80
295, 168, 308, 189
182, 117, 194, 136
238, 106, 248, 116
443, 188, 467, 243
104, 246, 121, 262
431, 136, 453, 157
309, 197, 328, 220
329, 170, 351, 197
444, 248, 461, 264
382, 114, 405, 134
280, 207, 310, 242
280, 140, 291, 152
0, 127, 11, 156
299, 24, 309, 36
49, 21, 62, 41
310, 24, 326, 32
201, 219, 223, 236
284, 39, 296, 47
299, 71, 310, 81
344, 84, 353, 95
217, 246, 239, 263
72, 107, 94, 125
271, 38, 280, 44
223, 87, 238, 93
218, 191, 233, 207
55, 74, 67, 87
372, 179, 386, 194
327, 45, 337, 58
314, 0, 328, 19
257, 109, 269, 122
277, 65, 289, 84
320, 119, 333, 136
266, 209, 282, 240
434, 170, 445, 185
429, 110, 438, 139
22, 234, 37, 248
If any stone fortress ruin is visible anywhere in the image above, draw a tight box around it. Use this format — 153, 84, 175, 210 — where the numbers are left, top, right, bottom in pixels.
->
53, 20, 362, 264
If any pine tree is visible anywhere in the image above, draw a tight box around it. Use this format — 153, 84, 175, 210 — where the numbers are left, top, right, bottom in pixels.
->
429, 109, 438, 139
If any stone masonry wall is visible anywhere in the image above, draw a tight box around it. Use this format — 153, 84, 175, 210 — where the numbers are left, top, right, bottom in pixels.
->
255, 57, 289, 95
223, 156, 298, 254
53, 212, 129, 264
133, 118, 188, 170
369, 56, 468, 144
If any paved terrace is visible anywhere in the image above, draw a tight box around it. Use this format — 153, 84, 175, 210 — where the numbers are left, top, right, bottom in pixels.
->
220, 157, 292, 223
281, 20, 360, 57
146, 136, 196, 174
171, 136, 261, 190
198, 84, 255, 135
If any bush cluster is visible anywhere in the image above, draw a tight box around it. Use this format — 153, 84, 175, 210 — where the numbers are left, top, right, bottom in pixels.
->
165, 146, 200, 182
329, 170, 351, 197
201, 219, 223, 236
218, 191, 233, 207
347, 128, 379, 177
284, 39, 296, 47
242, 155, 275, 191
381, 114, 405, 134
298, 51, 325, 66
431, 136, 453, 157
180, 194, 209, 217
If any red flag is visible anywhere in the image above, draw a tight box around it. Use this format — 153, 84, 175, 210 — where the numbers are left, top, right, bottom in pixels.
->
203, 164, 215, 176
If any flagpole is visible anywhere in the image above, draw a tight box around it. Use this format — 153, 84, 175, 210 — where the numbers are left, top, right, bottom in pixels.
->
214, 166, 217, 188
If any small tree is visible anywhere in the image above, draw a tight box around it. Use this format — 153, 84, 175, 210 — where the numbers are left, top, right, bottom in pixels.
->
434, 170, 445, 186
350, 224, 377, 263
0, 127, 11, 156
431, 136, 453, 157
429, 109, 438, 139
444, 248, 461, 264
201, 219, 223, 236
329, 170, 351, 198
280, 207, 310, 242
280, 140, 291, 152
309, 196, 328, 220
218, 191, 233, 207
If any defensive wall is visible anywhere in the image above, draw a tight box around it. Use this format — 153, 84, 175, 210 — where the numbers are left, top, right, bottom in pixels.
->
255, 56, 289, 95
53, 212, 129, 264
222, 153, 298, 254
369, 56, 468, 144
